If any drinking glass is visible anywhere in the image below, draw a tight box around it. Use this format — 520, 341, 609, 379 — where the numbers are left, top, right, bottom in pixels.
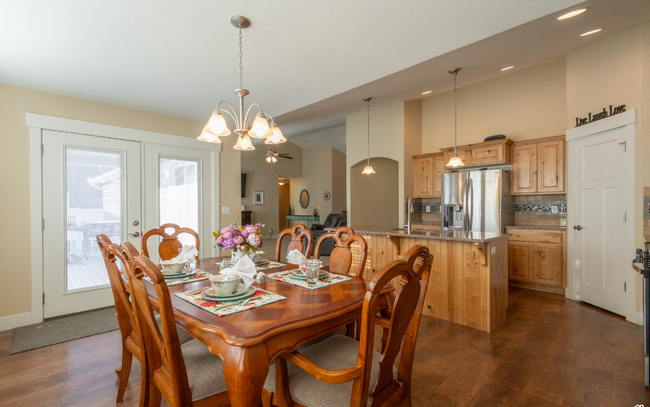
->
220, 260, 236, 271
304, 259, 322, 285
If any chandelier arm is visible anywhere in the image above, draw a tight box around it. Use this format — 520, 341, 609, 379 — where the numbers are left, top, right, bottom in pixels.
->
217, 101, 240, 126
243, 103, 265, 128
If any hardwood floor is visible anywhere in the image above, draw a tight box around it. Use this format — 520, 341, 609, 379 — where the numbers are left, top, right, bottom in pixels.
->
0, 288, 648, 406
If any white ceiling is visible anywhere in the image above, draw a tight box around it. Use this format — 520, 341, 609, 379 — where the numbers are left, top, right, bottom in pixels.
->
2, 0, 649, 142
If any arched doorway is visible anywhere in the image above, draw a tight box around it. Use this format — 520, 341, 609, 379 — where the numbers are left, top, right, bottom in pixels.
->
350, 157, 399, 228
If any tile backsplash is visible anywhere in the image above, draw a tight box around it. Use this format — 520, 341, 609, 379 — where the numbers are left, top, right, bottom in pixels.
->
513, 194, 566, 216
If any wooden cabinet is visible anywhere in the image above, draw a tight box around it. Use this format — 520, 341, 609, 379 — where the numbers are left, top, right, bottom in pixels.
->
413, 153, 444, 197
443, 148, 472, 171
508, 228, 566, 291
511, 136, 565, 195
471, 142, 510, 165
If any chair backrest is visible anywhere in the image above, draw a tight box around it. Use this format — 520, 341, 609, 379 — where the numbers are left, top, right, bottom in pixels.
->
314, 227, 367, 276
129, 254, 192, 405
275, 224, 313, 262
351, 245, 432, 407
97, 234, 140, 349
141, 223, 200, 261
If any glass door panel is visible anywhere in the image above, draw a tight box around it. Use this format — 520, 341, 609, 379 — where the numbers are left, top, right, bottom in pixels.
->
159, 157, 200, 247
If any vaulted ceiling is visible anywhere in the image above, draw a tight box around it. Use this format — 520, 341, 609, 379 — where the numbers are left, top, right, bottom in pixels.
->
2, 0, 650, 141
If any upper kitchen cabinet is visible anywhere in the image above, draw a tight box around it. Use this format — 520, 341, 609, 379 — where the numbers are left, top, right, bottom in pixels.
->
440, 138, 512, 171
511, 135, 565, 195
413, 153, 445, 197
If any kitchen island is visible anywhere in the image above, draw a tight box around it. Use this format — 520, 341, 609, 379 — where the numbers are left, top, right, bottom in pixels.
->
334, 226, 511, 332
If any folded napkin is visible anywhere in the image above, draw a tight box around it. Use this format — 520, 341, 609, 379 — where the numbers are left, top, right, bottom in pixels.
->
286, 249, 308, 273
172, 245, 198, 264
219, 255, 257, 288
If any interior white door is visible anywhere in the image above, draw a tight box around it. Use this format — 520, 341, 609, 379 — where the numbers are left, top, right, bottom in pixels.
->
143, 144, 216, 262
42, 130, 141, 318
570, 125, 633, 317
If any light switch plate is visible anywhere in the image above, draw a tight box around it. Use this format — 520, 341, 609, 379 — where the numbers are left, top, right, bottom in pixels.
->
222, 206, 230, 215
491, 246, 496, 255
426, 206, 430, 212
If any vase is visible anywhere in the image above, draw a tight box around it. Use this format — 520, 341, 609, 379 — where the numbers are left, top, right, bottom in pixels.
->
231, 249, 248, 262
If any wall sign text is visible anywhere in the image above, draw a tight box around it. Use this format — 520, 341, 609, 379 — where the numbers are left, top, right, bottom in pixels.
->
575, 104, 626, 127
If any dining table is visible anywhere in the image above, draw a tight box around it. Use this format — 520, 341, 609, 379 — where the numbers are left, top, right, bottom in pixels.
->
144, 256, 372, 407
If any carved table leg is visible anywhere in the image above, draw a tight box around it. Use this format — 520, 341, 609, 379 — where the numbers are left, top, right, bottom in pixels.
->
224, 343, 269, 407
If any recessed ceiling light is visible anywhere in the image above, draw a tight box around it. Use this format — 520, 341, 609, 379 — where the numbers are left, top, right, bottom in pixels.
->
501, 66, 514, 71
422, 91, 432, 95
581, 28, 602, 36
557, 8, 587, 20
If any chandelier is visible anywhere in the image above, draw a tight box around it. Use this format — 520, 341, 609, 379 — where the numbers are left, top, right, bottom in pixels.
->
197, 16, 286, 150
446, 68, 465, 167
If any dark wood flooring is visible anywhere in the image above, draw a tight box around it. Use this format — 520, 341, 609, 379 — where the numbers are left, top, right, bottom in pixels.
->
0, 288, 648, 406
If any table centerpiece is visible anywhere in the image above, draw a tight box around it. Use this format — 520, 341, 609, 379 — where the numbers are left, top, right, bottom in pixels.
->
213, 223, 264, 261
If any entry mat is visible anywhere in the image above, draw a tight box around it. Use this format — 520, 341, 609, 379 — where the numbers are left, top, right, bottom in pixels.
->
10, 307, 119, 354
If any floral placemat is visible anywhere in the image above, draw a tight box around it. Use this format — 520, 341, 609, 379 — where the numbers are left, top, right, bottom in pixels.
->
215, 260, 286, 272
174, 286, 286, 317
267, 270, 352, 290
144, 270, 211, 286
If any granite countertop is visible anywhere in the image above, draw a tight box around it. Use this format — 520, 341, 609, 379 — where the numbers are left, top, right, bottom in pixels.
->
329, 225, 511, 243
506, 225, 567, 231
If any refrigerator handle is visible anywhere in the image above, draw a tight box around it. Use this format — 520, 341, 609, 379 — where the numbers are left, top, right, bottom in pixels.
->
462, 181, 469, 231
469, 178, 474, 231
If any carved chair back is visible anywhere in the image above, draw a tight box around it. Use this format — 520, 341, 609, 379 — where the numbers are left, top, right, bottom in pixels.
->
275, 223, 313, 262
129, 254, 193, 406
353, 244, 432, 406
314, 227, 368, 276
141, 223, 200, 261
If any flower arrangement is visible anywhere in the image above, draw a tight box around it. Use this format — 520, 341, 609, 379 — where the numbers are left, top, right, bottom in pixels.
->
213, 224, 264, 254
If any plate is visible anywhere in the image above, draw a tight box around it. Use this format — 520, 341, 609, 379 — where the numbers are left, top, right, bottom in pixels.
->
162, 269, 198, 280
255, 259, 269, 265
289, 270, 327, 280
200, 286, 256, 302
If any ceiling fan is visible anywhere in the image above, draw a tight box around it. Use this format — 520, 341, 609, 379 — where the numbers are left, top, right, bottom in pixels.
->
265, 149, 293, 164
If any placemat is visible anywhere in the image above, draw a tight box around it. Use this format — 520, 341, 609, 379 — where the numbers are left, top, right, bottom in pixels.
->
144, 270, 211, 286
175, 286, 286, 317
214, 260, 286, 272
267, 270, 352, 290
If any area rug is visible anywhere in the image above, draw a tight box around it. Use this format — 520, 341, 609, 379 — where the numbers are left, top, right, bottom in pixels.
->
9, 307, 119, 354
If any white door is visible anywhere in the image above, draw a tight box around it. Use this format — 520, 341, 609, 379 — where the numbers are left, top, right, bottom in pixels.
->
42, 130, 141, 318
569, 125, 634, 317
143, 144, 216, 262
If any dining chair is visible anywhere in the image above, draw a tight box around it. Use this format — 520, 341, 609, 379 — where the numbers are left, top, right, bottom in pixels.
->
262, 244, 432, 407
141, 223, 200, 261
313, 227, 368, 276
96, 235, 194, 403
275, 223, 313, 262
129, 254, 230, 407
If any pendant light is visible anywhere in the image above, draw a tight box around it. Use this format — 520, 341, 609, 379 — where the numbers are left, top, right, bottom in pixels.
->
446, 68, 465, 168
197, 16, 285, 149
362, 97, 375, 174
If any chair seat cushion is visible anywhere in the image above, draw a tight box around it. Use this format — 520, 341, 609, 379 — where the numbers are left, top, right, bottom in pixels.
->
296, 325, 348, 351
181, 340, 229, 401
154, 313, 193, 345
264, 335, 397, 407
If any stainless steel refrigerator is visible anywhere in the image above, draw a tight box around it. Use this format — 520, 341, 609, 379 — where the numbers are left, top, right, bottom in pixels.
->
441, 169, 513, 233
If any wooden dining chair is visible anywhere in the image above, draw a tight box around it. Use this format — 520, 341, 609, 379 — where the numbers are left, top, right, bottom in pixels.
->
96, 235, 194, 403
262, 245, 432, 407
141, 223, 200, 261
275, 224, 313, 262
129, 254, 230, 407
314, 227, 368, 276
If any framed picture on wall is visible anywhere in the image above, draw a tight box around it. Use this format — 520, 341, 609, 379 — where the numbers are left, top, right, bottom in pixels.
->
254, 191, 264, 205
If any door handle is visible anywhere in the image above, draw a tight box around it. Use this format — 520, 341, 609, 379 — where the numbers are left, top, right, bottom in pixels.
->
128, 231, 141, 237
573, 225, 583, 231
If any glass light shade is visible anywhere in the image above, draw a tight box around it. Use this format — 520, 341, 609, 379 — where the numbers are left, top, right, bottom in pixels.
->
266, 156, 272, 163
206, 111, 231, 136
197, 126, 222, 143
233, 134, 255, 151
446, 155, 465, 168
265, 123, 287, 144
250, 114, 273, 138
362, 165, 375, 174
272, 156, 277, 163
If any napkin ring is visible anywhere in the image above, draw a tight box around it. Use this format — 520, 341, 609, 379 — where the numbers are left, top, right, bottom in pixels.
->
255, 272, 267, 284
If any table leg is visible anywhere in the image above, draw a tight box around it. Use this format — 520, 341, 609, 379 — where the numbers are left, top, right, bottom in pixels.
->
224, 343, 269, 407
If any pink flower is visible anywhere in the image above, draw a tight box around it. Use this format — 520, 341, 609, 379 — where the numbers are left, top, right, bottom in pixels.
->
215, 236, 223, 244
234, 236, 244, 245
247, 233, 261, 247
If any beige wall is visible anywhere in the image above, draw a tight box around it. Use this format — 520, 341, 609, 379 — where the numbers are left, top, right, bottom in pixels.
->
290, 145, 333, 218
566, 22, 650, 313
350, 158, 400, 228
331, 148, 347, 213
241, 141, 303, 236
421, 58, 567, 153
0, 83, 241, 320
403, 100, 422, 198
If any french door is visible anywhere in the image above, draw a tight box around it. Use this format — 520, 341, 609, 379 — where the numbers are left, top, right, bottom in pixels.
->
42, 130, 141, 318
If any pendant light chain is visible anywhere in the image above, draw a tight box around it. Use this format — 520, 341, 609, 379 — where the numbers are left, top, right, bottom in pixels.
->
238, 26, 244, 89
366, 99, 370, 166
453, 71, 457, 155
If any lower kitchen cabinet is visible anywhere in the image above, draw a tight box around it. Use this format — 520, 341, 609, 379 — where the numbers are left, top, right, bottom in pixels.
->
508, 229, 566, 292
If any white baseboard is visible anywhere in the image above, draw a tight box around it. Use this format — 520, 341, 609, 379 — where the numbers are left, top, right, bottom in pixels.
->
0, 312, 33, 332
638, 311, 645, 326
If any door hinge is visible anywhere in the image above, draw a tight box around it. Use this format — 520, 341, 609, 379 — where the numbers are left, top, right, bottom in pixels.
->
43, 293, 45, 305
41, 218, 45, 230
40, 144, 44, 155
624, 212, 627, 221
198, 171, 202, 180
624, 282, 627, 292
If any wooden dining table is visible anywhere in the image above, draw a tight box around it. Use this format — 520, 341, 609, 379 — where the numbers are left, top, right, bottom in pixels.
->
144, 256, 370, 407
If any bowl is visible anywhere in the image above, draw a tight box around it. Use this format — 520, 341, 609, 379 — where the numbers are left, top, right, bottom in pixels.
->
208, 275, 242, 295
248, 251, 265, 263
160, 260, 188, 274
